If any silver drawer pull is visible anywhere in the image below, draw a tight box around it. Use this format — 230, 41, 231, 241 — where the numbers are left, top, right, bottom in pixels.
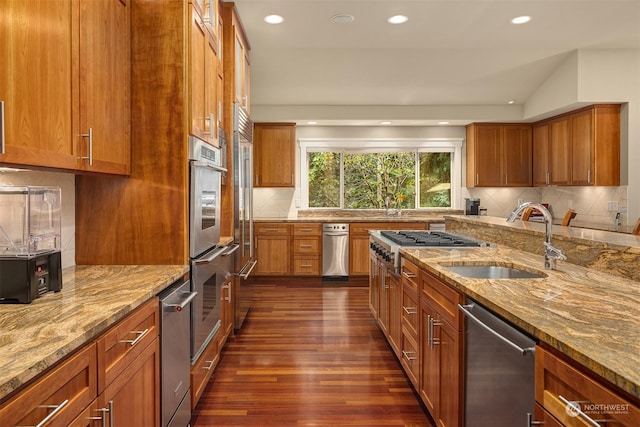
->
402, 271, 417, 279
21, 399, 70, 427
402, 306, 417, 315
558, 395, 602, 427
402, 350, 417, 361
203, 360, 215, 371
0, 101, 5, 154
119, 328, 149, 347
300, 244, 313, 248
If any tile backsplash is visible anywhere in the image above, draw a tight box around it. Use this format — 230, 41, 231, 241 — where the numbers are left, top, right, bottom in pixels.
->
0, 170, 75, 268
466, 185, 629, 225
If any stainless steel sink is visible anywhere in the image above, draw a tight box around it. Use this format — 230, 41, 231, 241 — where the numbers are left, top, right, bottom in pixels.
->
442, 265, 546, 279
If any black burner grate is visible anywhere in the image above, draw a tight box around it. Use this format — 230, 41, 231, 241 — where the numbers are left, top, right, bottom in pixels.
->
380, 230, 482, 247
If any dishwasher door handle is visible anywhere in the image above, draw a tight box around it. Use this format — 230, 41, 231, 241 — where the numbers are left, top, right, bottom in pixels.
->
458, 304, 535, 356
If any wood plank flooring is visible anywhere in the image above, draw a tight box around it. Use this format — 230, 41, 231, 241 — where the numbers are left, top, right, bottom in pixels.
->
191, 280, 434, 426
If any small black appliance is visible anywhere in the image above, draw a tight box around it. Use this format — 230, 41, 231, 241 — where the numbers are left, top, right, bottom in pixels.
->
465, 198, 480, 215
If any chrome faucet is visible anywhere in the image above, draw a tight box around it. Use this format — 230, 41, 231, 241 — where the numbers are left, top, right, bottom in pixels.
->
506, 202, 566, 270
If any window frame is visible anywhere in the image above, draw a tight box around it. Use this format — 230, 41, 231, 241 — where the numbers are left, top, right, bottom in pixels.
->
299, 138, 463, 210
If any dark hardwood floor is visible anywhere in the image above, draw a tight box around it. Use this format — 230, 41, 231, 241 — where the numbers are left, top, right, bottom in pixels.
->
191, 279, 434, 426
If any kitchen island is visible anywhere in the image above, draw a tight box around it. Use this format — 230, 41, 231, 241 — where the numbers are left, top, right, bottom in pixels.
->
0, 264, 189, 402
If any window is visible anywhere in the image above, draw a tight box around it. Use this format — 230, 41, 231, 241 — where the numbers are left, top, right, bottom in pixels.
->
300, 138, 462, 210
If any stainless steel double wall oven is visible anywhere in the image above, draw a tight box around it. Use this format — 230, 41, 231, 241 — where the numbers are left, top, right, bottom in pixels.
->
188, 136, 232, 363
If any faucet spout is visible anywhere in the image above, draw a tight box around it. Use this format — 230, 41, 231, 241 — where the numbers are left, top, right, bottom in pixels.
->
506, 202, 565, 270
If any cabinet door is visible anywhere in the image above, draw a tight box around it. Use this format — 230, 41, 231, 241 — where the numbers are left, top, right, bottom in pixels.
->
255, 235, 290, 275
79, 0, 130, 174
369, 254, 380, 318
570, 108, 594, 185
0, 0, 77, 170
99, 337, 160, 427
437, 318, 462, 427
503, 125, 532, 186
387, 271, 402, 356
254, 123, 296, 187
419, 301, 439, 417
189, 6, 208, 142
349, 234, 371, 276
532, 124, 550, 186
473, 125, 503, 186
548, 117, 571, 185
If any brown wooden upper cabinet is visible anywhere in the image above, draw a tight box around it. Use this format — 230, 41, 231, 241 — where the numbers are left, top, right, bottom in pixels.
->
532, 104, 620, 186
254, 123, 296, 187
189, 3, 220, 146
0, 0, 131, 174
466, 123, 532, 187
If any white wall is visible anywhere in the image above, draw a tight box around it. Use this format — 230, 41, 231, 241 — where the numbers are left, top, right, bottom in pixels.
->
0, 170, 76, 268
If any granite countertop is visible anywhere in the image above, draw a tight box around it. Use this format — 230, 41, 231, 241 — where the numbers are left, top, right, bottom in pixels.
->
0, 264, 189, 402
448, 215, 640, 248
254, 217, 447, 223
400, 245, 640, 399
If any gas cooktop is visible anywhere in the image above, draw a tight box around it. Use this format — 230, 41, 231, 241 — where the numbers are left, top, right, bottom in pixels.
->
379, 230, 483, 247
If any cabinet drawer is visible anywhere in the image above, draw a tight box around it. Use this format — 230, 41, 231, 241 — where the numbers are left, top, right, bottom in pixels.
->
419, 270, 463, 330
97, 298, 159, 392
293, 237, 320, 254
255, 223, 291, 235
536, 346, 639, 427
0, 344, 97, 427
401, 258, 419, 293
293, 223, 322, 236
68, 399, 101, 427
191, 328, 220, 410
293, 256, 321, 275
401, 286, 419, 336
400, 325, 419, 389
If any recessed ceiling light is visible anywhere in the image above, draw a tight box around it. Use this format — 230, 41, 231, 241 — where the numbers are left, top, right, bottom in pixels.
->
264, 14, 284, 24
307, 121, 318, 125
330, 14, 355, 24
511, 15, 531, 24
387, 15, 408, 24
438, 121, 450, 125
508, 99, 517, 104
380, 121, 392, 125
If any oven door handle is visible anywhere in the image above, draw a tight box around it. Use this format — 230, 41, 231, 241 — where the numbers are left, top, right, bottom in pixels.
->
458, 304, 535, 355
222, 244, 239, 256
191, 159, 227, 173
236, 259, 257, 279
191, 246, 227, 265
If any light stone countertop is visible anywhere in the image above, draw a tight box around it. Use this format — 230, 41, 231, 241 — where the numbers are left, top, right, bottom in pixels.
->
0, 264, 189, 402
400, 245, 640, 399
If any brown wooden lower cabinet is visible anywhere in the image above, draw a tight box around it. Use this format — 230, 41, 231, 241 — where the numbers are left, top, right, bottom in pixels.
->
0, 298, 161, 427
99, 337, 160, 427
535, 346, 640, 427
191, 328, 221, 410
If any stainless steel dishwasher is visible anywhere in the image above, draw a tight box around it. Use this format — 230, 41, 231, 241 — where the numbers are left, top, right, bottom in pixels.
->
159, 278, 197, 427
322, 223, 349, 280
459, 298, 537, 427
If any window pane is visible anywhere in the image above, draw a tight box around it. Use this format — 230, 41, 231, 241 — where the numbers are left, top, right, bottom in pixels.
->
344, 152, 415, 209
419, 152, 451, 208
308, 152, 340, 207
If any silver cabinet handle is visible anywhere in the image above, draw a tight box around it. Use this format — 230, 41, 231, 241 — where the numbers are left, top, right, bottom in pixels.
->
402, 306, 417, 315
300, 264, 313, 268
458, 304, 535, 355
27, 399, 69, 427
402, 350, 417, 361
234, 259, 257, 279
108, 400, 114, 427
401, 271, 416, 279
203, 359, 215, 371
222, 283, 231, 301
558, 395, 602, 427
300, 244, 313, 248
587, 169, 592, 184
80, 127, 93, 165
546, 171, 550, 185
119, 328, 149, 347
205, 113, 215, 136
526, 412, 544, 426
163, 291, 197, 312
0, 101, 5, 154
222, 244, 239, 256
